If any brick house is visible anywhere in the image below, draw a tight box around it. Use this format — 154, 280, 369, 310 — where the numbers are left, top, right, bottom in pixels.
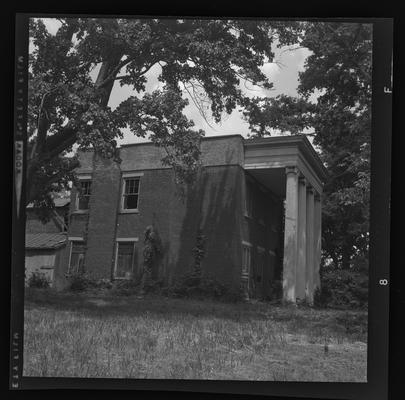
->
54, 134, 327, 303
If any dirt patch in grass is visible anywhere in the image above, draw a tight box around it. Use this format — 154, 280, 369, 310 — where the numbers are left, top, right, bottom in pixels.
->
23, 289, 367, 381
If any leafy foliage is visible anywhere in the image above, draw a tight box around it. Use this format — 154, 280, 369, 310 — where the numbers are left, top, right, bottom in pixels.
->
141, 225, 163, 293
168, 271, 243, 303
66, 272, 95, 292
27, 271, 50, 289
191, 228, 206, 276
242, 22, 372, 271
28, 18, 299, 217
314, 262, 368, 309
110, 278, 140, 296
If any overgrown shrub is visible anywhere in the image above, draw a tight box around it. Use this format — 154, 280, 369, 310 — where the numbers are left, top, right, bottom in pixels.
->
27, 271, 50, 289
314, 265, 368, 309
110, 278, 140, 296
269, 279, 283, 301
168, 271, 243, 302
66, 273, 96, 292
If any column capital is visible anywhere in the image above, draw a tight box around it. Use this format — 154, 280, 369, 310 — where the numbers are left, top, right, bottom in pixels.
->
285, 166, 299, 176
299, 175, 307, 185
306, 185, 314, 194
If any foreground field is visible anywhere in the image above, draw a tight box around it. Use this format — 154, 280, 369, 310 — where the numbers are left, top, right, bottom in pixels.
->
23, 289, 367, 381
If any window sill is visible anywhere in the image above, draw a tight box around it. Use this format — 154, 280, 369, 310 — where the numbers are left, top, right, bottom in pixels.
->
113, 276, 133, 280
119, 209, 139, 214
72, 210, 89, 215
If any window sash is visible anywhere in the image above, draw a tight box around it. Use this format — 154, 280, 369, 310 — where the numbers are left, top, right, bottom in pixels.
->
77, 180, 91, 210
122, 178, 140, 210
115, 242, 135, 278
242, 246, 251, 274
124, 178, 139, 195
69, 242, 86, 274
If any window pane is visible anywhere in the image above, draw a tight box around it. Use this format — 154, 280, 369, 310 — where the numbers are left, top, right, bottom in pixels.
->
242, 246, 251, 274
119, 243, 133, 255
70, 243, 86, 273
78, 195, 90, 210
125, 178, 139, 195
81, 181, 91, 195
124, 194, 138, 209
78, 181, 91, 210
116, 243, 134, 278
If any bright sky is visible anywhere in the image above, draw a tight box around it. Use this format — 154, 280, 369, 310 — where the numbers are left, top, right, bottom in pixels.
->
40, 18, 312, 145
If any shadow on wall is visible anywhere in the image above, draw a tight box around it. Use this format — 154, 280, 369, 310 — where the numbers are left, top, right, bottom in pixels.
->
174, 147, 242, 288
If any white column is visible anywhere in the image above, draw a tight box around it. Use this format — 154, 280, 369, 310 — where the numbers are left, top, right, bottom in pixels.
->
282, 166, 299, 303
314, 193, 322, 290
296, 176, 307, 301
305, 186, 315, 304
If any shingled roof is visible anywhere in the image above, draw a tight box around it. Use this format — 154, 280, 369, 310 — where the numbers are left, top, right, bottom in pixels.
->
25, 233, 68, 250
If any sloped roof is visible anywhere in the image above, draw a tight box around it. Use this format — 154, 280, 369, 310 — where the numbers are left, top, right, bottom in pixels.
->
25, 233, 68, 250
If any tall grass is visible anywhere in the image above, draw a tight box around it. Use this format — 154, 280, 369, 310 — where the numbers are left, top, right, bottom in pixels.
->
23, 290, 367, 381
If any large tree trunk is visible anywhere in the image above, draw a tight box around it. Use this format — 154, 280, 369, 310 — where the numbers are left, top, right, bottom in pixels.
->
26, 52, 124, 205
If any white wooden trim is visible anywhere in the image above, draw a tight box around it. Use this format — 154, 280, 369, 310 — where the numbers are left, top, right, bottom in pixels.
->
76, 174, 92, 180
75, 178, 92, 211
119, 209, 139, 214
113, 241, 119, 278
116, 237, 139, 242
120, 176, 141, 213
122, 171, 144, 178
242, 241, 252, 247
67, 239, 85, 274
67, 242, 73, 274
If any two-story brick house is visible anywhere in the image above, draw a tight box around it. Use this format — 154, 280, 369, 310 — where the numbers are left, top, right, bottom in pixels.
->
54, 134, 327, 303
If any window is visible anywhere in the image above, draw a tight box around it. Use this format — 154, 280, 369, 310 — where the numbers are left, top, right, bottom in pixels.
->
122, 177, 140, 211
76, 180, 92, 210
68, 242, 86, 274
245, 184, 253, 217
115, 242, 136, 279
256, 247, 265, 283
242, 244, 251, 275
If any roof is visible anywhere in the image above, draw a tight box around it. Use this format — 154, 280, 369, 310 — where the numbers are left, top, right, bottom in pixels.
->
118, 134, 244, 148
27, 197, 70, 209
244, 135, 329, 181
25, 233, 68, 250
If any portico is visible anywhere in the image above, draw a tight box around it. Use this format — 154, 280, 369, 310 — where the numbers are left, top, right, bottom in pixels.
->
243, 135, 327, 304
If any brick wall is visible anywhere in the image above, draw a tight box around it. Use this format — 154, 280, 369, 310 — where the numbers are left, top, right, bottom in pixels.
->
60, 136, 248, 289
84, 154, 122, 280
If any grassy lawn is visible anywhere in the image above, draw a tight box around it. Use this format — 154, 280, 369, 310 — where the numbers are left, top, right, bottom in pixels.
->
23, 289, 367, 381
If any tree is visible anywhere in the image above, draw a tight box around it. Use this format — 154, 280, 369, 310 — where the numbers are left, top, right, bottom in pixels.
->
28, 18, 300, 215
242, 22, 372, 270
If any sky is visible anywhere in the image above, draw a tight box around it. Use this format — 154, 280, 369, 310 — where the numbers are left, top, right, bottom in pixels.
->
40, 18, 312, 145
